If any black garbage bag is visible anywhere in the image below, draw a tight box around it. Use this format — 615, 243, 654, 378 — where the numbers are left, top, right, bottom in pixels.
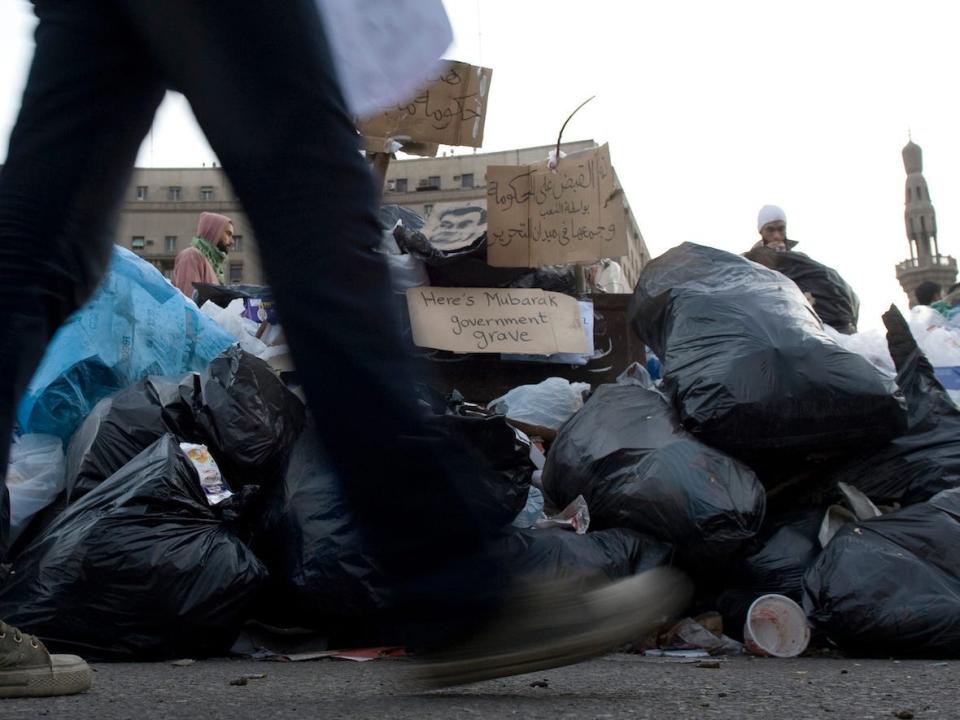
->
396, 227, 576, 293
542, 380, 766, 570
744, 246, 860, 334
194, 347, 305, 488
65, 373, 201, 502
192, 283, 272, 311
65, 348, 304, 500
823, 306, 960, 505
254, 424, 393, 620
717, 508, 824, 637
803, 487, 960, 657
0, 435, 267, 660
629, 243, 907, 457
256, 408, 533, 621
414, 384, 534, 526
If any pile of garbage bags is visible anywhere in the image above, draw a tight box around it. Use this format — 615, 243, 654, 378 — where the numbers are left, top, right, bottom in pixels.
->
5, 239, 960, 661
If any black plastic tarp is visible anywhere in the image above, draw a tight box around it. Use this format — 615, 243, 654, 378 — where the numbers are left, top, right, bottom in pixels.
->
803, 487, 960, 657
744, 246, 860, 334
0, 435, 267, 660
542, 380, 766, 570
629, 243, 907, 458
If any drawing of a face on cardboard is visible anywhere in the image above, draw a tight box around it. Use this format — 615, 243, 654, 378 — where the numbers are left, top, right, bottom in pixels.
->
423, 201, 487, 252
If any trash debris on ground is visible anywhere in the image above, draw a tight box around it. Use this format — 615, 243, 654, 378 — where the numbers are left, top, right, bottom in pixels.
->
629, 243, 907, 459
7, 233, 960, 664
743, 594, 810, 658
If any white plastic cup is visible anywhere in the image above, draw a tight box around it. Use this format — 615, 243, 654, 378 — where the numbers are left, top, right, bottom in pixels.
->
743, 594, 811, 658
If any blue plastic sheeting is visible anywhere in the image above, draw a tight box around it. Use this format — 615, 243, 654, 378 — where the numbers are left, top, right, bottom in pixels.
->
933, 366, 960, 390
17, 246, 235, 441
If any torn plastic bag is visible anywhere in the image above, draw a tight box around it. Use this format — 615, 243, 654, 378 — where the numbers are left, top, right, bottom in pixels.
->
5, 435, 67, 547
541, 379, 766, 570
0, 435, 268, 660
629, 243, 907, 457
824, 306, 960, 505
66, 373, 200, 502
803, 487, 960, 657
744, 246, 860, 334
17, 246, 235, 441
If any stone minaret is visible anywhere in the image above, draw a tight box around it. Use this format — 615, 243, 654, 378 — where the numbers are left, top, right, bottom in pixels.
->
896, 139, 956, 306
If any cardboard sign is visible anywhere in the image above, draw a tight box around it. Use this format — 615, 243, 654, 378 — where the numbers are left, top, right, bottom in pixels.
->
406, 287, 589, 355
420, 201, 487, 253
485, 143, 628, 267
360, 61, 492, 148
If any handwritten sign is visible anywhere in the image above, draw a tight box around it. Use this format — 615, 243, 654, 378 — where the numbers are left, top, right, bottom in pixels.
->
406, 287, 589, 355
485, 143, 628, 267
360, 61, 492, 148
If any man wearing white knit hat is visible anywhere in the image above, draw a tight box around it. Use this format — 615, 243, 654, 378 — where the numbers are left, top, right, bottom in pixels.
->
755, 204, 797, 252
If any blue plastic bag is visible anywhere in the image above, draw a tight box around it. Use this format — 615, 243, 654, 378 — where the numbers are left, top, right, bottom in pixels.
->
17, 247, 235, 441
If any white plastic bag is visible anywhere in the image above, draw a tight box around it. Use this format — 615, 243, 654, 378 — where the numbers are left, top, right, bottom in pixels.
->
5, 434, 66, 545
489, 378, 590, 432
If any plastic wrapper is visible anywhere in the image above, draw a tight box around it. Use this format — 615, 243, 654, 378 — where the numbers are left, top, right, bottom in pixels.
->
744, 246, 860, 334
0, 435, 267, 660
542, 378, 766, 570
629, 243, 907, 458
803, 487, 960, 657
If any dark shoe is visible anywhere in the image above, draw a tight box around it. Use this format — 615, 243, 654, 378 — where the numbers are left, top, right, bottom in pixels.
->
0, 620, 92, 698
417, 567, 692, 688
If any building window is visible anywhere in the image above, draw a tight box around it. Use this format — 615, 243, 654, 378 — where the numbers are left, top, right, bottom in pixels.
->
165, 235, 177, 253
428, 175, 441, 188
423, 204, 433, 217
461, 173, 474, 189
232, 235, 242, 253
136, 185, 148, 201
200, 186, 214, 201
395, 178, 408, 193
131, 236, 145, 250
917, 186, 923, 200
229, 262, 243, 283
167, 186, 182, 201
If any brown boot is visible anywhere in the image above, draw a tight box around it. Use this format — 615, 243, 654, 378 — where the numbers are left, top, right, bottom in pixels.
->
0, 620, 91, 698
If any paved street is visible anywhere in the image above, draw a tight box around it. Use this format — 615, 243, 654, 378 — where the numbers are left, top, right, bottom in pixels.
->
3, 654, 955, 719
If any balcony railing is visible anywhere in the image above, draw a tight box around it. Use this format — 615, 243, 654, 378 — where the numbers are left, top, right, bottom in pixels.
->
896, 254, 957, 272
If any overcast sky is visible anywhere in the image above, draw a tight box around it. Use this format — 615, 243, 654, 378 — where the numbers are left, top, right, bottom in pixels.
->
2, 1, 959, 329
